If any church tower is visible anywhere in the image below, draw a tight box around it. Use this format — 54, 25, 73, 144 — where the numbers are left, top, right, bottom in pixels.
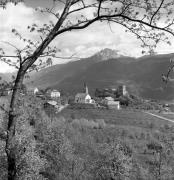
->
84, 83, 89, 94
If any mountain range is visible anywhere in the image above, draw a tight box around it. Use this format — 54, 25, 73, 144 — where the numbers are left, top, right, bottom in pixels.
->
1, 48, 174, 101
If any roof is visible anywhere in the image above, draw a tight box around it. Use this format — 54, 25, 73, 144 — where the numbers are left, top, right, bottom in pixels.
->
105, 97, 114, 101
36, 91, 44, 95
75, 93, 89, 99
107, 101, 120, 105
27, 87, 38, 91
46, 89, 60, 94
52, 89, 60, 92
46, 100, 57, 106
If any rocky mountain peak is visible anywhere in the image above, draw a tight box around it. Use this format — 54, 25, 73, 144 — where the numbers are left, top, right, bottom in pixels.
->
94, 48, 123, 61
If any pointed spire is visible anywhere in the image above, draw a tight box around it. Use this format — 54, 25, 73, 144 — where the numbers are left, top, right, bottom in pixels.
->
84, 82, 89, 94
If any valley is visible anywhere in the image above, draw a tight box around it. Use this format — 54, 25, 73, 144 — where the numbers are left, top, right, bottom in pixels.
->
22, 49, 174, 102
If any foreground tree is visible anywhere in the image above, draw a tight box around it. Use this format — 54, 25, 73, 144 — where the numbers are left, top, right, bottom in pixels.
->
0, 0, 22, 8
1, 0, 174, 179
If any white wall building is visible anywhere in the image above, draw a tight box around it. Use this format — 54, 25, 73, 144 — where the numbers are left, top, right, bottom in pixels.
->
75, 84, 95, 104
75, 93, 92, 103
34, 87, 39, 95
103, 96, 120, 110
50, 90, 61, 98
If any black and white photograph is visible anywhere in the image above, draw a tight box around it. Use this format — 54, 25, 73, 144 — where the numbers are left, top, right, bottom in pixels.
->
1, 0, 174, 179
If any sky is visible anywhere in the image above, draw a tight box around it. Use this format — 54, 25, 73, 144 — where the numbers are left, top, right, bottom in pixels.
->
0, 0, 174, 72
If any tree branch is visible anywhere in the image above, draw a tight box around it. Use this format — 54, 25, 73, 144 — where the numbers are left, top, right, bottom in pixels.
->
150, 0, 165, 25
40, 53, 80, 60
97, 0, 102, 17
56, 13, 174, 37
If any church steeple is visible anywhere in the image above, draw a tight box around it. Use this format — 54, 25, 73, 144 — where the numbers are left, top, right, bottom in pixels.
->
84, 82, 89, 94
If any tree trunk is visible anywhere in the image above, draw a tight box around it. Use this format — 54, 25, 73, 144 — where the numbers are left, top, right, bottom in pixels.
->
3, 4, 69, 179
5, 68, 25, 180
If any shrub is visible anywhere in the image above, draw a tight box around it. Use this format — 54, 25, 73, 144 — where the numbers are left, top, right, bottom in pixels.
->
147, 122, 155, 130
72, 118, 99, 129
96, 119, 106, 129
94, 141, 133, 179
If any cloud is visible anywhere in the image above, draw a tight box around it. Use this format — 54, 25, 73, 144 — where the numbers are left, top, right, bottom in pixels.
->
0, 2, 54, 72
1, 2, 174, 73
0, 3, 37, 72
54, 21, 141, 58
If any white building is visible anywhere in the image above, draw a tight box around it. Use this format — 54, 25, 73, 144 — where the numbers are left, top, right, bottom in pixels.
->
46, 100, 58, 107
75, 83, 94, 104
34, 87, 39, 95
50, 89, 60, 98
107, 101, 120, 110
75, 93, 92, 103
103, 96, 120, 110
104, 96, 114, 101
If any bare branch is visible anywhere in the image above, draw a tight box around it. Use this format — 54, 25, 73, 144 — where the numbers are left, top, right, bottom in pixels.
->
56, 13, 174, 37
150, 0, 165, 25
0, 57, 20, 69
0, 41, 20, 51
120, 2, 132, 15
0, 55, 19, 58
97, 0, 102, 17
68, 3, 98, 15
36, 8, 59, 19
40, 53, 80, 60
0, 104, 9, 115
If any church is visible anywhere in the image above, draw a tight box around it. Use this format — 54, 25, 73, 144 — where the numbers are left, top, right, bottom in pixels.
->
75, 84, 94, 104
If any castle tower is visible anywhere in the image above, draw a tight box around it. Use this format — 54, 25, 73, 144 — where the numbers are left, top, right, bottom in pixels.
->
122, 85, 127, 96
118, 85, 127, 96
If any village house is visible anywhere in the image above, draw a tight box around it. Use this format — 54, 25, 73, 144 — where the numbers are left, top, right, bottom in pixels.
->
75, 93, 92, 103
34, 87, 39, 95
0, 88, 12, 96
44, 100, 68, 115
75, 84, 95, 104
104, 96, 114, 102
36, 91, 45, 99
107, 101, 120, 110
103, 96, 120, 110
46, 89, 61, 99
44, 100, 59, 116
44, 100, 59, 109
50, 89, 61, 98
27, 87, 39, 95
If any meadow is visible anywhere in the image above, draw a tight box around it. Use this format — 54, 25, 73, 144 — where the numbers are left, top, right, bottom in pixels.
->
56, 106, 174, 179
58, 107, 174, 129
1, 97, 174, 179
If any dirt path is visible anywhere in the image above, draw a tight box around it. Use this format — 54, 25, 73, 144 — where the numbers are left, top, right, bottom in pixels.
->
144, 112, 174, 123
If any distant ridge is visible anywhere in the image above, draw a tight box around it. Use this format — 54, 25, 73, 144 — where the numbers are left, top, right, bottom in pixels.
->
19, 49, 174, 101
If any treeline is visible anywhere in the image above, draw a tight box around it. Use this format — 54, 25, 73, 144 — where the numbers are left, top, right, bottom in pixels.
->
0, 95, 174, 179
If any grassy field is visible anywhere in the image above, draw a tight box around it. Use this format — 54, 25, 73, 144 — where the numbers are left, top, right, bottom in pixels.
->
1, 98, 174, 179
156, 112, 174, 119
56, 106, 174, 179
58, 107, 174, 129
